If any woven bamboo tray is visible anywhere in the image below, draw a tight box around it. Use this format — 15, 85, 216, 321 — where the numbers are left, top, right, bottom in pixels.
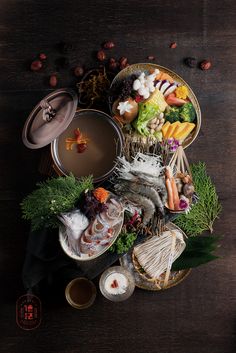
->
120, 222, 191, 291
109, 63, 201, 149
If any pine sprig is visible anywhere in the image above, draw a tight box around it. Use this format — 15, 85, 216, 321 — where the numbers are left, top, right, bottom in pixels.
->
21, 174, 93, 230
174, 162, 222, 235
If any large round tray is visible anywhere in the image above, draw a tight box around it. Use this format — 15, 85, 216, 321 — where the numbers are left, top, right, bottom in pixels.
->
109, 63, 201, 149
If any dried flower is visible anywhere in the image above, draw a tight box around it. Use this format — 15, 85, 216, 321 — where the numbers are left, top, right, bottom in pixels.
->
160, 138, 180, 165
167, 138, 180, 151
103, 41, 115, 49
39, 53, 47, 60
97, 50, 106, 61
49, 74, 58, 87
74, 66, 84, 77
30, 60, 42, 71
200, 60, 212, 70
170, 42, 177, 49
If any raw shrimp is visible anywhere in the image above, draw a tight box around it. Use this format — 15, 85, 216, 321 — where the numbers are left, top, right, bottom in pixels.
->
120, 192, 155, 225
130, 171, 166, 189
115, 181, 165, 216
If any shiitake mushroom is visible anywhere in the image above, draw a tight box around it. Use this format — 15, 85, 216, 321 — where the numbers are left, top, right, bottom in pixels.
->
183, 183, 195, 197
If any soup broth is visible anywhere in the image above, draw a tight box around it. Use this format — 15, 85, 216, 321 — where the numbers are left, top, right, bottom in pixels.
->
57, 112, 121, 179
69, 278, 94, 305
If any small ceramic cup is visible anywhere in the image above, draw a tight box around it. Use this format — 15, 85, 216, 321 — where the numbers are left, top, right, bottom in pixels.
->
99, 266, 135, 302
65, 277, 97, 309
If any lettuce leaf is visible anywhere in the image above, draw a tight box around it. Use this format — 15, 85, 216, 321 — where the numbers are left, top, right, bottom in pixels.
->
133, 102, 160, 136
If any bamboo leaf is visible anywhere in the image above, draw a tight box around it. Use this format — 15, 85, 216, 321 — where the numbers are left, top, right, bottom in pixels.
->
172, 252, 219, 270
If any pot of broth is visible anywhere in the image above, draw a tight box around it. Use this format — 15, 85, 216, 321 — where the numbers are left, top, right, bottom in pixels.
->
51, 109, 123, 183
22, 89, 123, 182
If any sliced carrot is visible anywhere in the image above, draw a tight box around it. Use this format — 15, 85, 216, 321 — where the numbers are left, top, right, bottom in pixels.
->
166, 178, 174, 210
171, 177, 180, 210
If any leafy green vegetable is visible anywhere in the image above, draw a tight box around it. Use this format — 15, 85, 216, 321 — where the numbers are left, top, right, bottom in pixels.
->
109, 231, 137, 254
174, 162, 222, 235
179, 102, 196, 123
133, 102, 159, 136
172, 235, 220, 270
164, 106, 180, 123
21, 174, 93, 230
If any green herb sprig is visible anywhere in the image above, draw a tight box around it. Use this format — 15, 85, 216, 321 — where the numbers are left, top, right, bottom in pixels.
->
109, 231, 137, 255
174, 162, 222, 235
21, 174, 93, 230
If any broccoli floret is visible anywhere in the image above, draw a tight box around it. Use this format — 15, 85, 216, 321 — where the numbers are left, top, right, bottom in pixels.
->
164, 106, 180, 123
179, 102, 196, 123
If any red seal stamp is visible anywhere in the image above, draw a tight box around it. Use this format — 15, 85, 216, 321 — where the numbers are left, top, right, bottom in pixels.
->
16, 294, 41, 330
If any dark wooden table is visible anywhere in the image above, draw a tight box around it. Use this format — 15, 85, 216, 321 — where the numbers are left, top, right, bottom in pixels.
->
0, 1, 235, 352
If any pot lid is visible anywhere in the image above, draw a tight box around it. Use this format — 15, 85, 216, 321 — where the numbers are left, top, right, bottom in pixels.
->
22, 88, 78, 149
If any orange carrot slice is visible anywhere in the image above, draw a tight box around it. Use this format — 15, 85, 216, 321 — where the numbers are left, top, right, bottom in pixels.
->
166, 178, 174, 210
171, 177, 180, 210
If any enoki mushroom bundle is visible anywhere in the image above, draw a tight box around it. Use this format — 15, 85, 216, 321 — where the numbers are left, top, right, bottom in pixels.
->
134, 230, 186, 279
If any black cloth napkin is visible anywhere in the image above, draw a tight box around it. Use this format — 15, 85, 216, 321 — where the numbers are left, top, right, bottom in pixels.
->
22, 227, 122, 294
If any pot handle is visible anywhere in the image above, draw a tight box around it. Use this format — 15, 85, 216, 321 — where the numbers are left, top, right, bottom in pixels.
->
40, 99, 57, 122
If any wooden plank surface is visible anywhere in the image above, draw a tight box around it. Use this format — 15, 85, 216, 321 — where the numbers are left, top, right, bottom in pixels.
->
0, 1, 236, 352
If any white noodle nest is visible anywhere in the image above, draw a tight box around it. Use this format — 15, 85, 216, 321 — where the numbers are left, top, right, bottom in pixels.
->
134, 230, 186, 279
